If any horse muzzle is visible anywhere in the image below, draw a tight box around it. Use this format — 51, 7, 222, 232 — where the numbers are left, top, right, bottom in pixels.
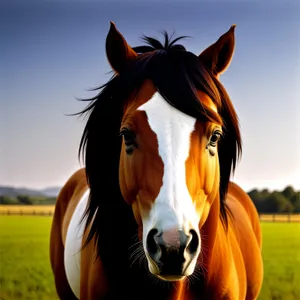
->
145, 228, 200, 281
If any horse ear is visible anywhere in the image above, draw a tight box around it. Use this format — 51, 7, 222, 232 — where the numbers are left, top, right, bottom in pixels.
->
198, 25, 236, 77
105, 21, 138, 73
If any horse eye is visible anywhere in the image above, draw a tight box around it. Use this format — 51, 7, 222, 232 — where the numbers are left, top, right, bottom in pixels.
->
119, 127, 131, 136
120, 128, 135, 140
209, 131, 222, 147
119, 128, 137, 154
210, 134, 219, 143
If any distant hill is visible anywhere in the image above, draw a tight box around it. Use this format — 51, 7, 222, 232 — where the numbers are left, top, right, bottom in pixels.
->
40, 187, 61, 197
0, 186, 61, 198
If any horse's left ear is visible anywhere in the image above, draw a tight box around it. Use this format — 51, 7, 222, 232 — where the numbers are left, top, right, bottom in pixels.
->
106, 21, 138, 74
198, 25, 236, 77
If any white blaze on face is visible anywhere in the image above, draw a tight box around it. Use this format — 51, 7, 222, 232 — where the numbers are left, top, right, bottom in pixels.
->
137, 92, 200, 242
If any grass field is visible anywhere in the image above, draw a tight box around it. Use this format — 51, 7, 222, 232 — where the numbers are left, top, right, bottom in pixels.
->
259, 222, 300, 300
0, 216, 299, 300
0, 216, 57, 300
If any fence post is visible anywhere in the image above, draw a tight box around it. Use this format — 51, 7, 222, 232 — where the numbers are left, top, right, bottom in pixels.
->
272, 214, 275, 222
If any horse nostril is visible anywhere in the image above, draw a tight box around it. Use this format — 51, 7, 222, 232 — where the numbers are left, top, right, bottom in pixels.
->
146, 228, 159, 254
187, 229, 199, 254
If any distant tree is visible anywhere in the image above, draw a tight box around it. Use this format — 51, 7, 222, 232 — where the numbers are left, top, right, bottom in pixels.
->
248, 189, 270, 212
261, 188, 270, 195
0, 195, 18, 205
282, 186, 295, 200
248, 189, 259, 200
263, 192, 294, 213
17, 195, 33, 205
291, 192, 300, 213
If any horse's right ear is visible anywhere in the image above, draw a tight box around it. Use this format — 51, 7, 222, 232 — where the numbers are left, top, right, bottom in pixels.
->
105, 21, 138, 74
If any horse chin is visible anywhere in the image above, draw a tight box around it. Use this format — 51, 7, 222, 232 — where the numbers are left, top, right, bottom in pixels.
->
147, 260, 192, 282
156, 274, 186, 282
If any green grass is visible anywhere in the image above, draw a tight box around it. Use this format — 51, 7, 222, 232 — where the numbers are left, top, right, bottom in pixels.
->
0, 216, 57, 300
0, 217, 299, 299
259, 223, 300, 300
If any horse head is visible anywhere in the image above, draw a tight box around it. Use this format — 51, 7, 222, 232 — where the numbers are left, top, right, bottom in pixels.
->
101, 22, 241, 281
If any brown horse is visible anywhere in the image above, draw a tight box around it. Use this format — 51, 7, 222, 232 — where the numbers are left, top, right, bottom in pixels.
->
50, 22, 263, 300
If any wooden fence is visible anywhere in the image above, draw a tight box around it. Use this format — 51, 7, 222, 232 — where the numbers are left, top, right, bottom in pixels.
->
0, 210, 54, 216
259, 213, 300, 222
0, 205, 55, 216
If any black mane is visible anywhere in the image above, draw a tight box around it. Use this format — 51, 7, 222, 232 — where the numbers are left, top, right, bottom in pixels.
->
76, 32, 241, 297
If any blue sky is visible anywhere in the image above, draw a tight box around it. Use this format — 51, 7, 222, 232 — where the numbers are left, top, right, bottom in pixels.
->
1, 0, 299, 191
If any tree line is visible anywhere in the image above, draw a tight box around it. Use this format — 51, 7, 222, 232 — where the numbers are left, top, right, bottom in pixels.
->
0, 186, 299, 213
0, 195, 56, 205
248, 186, 300, 213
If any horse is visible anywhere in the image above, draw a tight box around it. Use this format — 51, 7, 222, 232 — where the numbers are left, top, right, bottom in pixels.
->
50, 22, 263, 300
